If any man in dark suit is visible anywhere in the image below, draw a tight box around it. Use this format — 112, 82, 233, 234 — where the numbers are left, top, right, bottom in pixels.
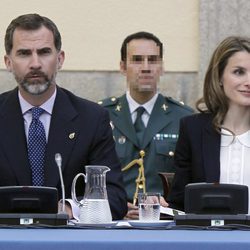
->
99, 31, 193, 219
1, 13, 127, 220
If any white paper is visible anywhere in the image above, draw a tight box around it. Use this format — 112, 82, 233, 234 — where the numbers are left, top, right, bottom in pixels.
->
160, 206, 185, 216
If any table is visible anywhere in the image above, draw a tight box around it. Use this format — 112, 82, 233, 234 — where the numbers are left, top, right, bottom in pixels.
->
0, 228, 250, 250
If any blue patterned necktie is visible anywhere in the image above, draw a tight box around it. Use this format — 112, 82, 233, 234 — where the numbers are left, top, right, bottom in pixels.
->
134, 106, 146, 148
28, 107, 46, 186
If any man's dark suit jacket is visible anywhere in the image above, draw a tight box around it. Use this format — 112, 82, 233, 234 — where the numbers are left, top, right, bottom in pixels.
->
0, 87, 127, 219
168, 113, 221, 210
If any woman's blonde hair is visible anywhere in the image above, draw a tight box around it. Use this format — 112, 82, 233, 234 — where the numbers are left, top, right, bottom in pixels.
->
196, 36, 250, 131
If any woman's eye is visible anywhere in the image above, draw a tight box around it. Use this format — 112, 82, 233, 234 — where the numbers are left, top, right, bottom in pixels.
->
233, 68, 245, 75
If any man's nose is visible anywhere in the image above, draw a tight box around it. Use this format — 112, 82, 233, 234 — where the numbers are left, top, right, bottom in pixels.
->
30, 54, 42, 69
141, 58, 150, 73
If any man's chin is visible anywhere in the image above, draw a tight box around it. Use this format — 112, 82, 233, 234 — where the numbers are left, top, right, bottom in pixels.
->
22, 83, 50, 95
137, 84, 154, 92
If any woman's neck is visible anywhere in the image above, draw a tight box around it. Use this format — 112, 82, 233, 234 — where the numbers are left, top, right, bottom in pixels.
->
223, 106, 250, 135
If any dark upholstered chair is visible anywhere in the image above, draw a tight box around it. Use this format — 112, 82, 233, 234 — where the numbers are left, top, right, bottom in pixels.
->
158, 172, 175, 200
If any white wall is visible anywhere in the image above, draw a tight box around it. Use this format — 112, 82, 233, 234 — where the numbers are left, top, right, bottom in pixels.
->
0, 0, 199, 71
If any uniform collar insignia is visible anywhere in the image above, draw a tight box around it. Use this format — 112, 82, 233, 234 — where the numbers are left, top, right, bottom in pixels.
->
162, 104, 168, 111
115, 104, 122, 111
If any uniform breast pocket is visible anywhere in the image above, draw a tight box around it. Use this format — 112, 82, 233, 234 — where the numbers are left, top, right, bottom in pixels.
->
155, 140, 177, 172
115, 142, 126, 160
113, 131, 127, 159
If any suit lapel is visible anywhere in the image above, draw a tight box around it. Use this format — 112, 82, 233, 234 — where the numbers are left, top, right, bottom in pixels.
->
202, 120, 221, 182
44, 87, 78, 186
111, 95, 138, 146
0, 88, 32, 185
142, 94, 171, 148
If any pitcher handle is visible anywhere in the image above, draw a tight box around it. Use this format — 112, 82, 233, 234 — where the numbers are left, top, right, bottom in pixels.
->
71, 173, 86, 205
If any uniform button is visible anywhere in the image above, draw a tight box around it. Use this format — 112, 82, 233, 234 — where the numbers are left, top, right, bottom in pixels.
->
168, 151, 174, 157
118, 136, 126, 144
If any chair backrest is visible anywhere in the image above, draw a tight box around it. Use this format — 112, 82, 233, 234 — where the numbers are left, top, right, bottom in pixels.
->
158, 172, 175, 200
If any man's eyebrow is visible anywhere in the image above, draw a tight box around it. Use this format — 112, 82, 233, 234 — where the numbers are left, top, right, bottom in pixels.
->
131, 54, 160, 57
37, 47, 52, 52
131, 55, 161, 60
132, 55, 143, 57
16, 49, 31, 54
16, 48, 30, 51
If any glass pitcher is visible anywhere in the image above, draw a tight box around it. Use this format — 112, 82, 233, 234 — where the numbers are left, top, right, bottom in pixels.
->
71, 165, 112, 224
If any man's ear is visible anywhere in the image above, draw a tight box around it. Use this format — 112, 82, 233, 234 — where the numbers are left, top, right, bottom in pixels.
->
57, 50, 65, 70
160, 60, 164, 76
4, 55, 12, 72
120, 60, 127, 76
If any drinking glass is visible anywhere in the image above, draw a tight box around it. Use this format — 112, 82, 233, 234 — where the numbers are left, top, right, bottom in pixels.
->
138, 192, 160, 221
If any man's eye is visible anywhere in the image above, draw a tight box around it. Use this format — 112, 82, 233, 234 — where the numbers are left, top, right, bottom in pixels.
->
38, 48, 51, 55
17, 50, 31, 56
148, 55, 159, 63
132, 56, 143, 62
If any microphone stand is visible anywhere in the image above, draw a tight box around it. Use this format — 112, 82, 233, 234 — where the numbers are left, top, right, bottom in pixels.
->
55, 153, 66, 214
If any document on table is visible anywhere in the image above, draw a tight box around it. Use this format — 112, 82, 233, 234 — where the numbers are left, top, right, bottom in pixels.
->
160, 206, 185, 216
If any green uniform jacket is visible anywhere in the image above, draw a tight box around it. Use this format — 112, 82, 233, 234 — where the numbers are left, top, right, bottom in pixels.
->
99, 94, 193, 201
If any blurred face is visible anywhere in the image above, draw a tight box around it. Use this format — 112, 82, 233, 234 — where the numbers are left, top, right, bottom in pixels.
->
120, 39, 163, 99
4, 26, 64, 96
222, 51, 250, 108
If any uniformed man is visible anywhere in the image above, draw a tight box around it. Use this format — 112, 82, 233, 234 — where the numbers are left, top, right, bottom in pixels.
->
99, 31, 193, 219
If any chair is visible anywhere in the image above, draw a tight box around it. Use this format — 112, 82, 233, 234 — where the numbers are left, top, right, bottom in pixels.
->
158, 172, 175, 200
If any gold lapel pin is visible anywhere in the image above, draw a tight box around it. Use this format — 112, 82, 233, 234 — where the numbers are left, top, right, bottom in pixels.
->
69, 132, 75, 139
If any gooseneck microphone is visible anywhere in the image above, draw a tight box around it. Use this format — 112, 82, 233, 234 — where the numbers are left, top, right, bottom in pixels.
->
55, 153, 65, 213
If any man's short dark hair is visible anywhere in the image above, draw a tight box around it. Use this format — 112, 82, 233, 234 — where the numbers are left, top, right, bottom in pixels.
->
120, 31, 163, 61
5, 13, 62, 54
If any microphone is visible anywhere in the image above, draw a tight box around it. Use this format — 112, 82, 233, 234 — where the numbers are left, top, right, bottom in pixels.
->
55, 153, 65, 214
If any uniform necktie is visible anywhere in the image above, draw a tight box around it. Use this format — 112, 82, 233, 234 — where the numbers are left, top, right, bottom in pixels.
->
134, 106, 146, 147
28, 107, 46, 186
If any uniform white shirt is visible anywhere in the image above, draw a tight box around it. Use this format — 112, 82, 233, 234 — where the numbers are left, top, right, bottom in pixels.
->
126, 91, 158, 126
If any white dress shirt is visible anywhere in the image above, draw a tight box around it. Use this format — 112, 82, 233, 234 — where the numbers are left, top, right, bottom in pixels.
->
19, 88, 57, 142
126, 91, 158, 126
220, 129, 250, 213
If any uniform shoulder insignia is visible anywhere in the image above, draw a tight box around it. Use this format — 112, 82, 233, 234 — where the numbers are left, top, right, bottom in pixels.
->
166, 96, 194, 112
97, 96, 119, 107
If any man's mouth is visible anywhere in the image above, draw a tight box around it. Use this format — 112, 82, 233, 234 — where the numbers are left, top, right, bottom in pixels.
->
139, 76, 153, 80
26, 71, 45, 78
28, 74, 44, 78
24, 72, 47, 82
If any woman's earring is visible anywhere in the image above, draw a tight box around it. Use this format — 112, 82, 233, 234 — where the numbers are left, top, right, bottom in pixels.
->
219, 82, 223, 87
